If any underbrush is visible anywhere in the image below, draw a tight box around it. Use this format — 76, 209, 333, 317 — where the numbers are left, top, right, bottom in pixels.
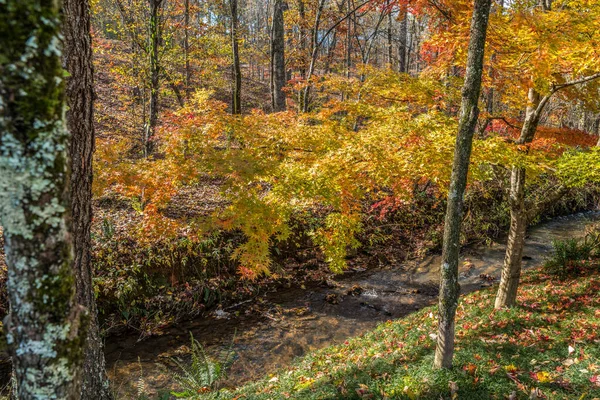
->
93, 228, 244, 336
90, 183, 599, 335
218, 266, 600, 400
544, 223, 600, 279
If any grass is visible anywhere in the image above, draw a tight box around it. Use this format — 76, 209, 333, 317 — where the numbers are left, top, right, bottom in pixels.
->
205, 265, 600, 400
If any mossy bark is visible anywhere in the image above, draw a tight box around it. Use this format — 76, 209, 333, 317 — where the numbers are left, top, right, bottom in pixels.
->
62, 0, 113, 398
145, 0, 164, 156
0, 0, 87, 398
434, 0, 491, 369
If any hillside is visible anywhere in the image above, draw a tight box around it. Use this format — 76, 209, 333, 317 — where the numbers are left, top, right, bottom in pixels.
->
218, 266, 600, 400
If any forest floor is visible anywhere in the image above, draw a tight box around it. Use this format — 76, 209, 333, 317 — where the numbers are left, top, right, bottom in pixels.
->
222, 265, 600, 400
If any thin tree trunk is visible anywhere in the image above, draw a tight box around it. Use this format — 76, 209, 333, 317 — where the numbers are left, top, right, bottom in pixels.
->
325, 30, 338, 74
271, 0, 287, 111
146, 0, 163, 156
494, 5, 556, 310
0, 1, 87, 398
184, 0, 191, 100
63, 0, 114, 398
346, 0, 353, 79
230, 0, 242, 114
298, 0, 307, 79
387, 0, 393, 68
495, 87, 540, 308
494, 167, 528, 308
434, 0, 492, 370
494, 69, 600, 308
302, 0, 327, 112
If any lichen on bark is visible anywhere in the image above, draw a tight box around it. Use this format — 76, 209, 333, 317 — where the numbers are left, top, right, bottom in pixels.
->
1, 0, 87, 398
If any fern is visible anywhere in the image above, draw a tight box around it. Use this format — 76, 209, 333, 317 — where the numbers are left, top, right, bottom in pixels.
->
171, 332, 236, 398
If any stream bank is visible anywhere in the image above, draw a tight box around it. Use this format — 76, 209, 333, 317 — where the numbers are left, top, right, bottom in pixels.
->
106, 211, 600, 398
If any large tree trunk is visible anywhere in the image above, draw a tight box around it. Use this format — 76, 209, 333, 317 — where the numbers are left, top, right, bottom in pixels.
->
434, 0, 491, 369
0, 1, 86, 398
271, 0, 287, 111
146, 0, 163, 156
230, 0, 242, 115
63, 0, 113, 398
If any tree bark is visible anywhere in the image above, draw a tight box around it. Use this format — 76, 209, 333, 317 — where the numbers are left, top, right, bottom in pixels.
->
63, 0, 114, 398
271, 0, 287, 111
494, 2, 555, 309
0, 1, 86, 398
346, 0, 353, 79
302, 0, 327, 112
145, 0, 163, 156
230, 0, 242, 115
494, 87, 541, 308
184, 0, 191, 100
387, 0, 393, 68
398, 9, 408, 73
434, 0, 491, 369
494, 69, 600, 307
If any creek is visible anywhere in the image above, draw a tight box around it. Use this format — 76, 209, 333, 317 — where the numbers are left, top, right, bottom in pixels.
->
106, 211, 600, 398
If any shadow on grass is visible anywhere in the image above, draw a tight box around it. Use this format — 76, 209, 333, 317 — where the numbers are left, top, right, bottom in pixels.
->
228, 272, 600, 400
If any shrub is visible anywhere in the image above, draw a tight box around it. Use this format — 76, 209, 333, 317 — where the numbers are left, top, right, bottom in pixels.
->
544, 232, 599, 278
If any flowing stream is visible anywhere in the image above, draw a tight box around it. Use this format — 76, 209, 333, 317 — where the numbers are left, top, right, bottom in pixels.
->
106, 212, 600, 398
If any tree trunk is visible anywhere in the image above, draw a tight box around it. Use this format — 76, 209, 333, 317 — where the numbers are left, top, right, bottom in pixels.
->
494, 167, 527, 308
398, 9, 408, 73
230, 0, 242, 115
325, 30, 338, 74
302, 0, 327, 112
298, 0, 307, 80
184, 0, 191, 100
434, 0, 491, 370
387, 0, 393, 68
346, 0, 353, 79
63, 0, 114, 398
271, 0, 287, 111
146, 0, 163, 156
493, 71, 600, 308
0, 1, 86, 398
494, 87, 540, 308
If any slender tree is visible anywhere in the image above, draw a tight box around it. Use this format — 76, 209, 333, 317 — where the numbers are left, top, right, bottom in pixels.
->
271, 0, 287, 111
386, 0, 393, 68
184, 0, 192, 100
494, 0, 600, 308
434, 0, 492, 369
0, 0, 86, 397
145, 0, 164, 155
63, 0, 114, 398
231, 0, 242, 115
494, 72, 600, 308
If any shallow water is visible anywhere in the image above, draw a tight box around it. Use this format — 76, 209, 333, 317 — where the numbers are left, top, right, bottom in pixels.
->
106, 211, 600, 398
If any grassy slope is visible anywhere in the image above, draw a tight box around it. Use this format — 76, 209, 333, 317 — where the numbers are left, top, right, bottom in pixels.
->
218, 266, 600, 400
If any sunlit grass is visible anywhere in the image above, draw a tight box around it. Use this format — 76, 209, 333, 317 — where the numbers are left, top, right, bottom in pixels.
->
215, 264, 600, 399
